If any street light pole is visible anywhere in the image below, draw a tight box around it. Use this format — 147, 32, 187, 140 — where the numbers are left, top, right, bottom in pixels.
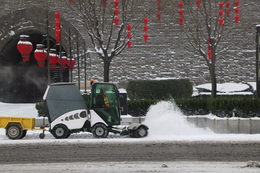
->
256, 25, 260, 98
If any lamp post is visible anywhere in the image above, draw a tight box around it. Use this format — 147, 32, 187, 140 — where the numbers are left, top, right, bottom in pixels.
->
256, 25, 260, 97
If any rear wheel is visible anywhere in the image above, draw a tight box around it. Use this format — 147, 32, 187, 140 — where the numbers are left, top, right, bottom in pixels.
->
6, 124, 22, 140
52, 124, 70, 139
92, 124, 108, 138
20, 130, 27, 139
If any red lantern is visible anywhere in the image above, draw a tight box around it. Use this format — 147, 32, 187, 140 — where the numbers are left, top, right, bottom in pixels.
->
144, 17, 148, 24
67, 57, 75, 71
226, 1, 230, 8
179, 9, 183, 16
226, 9, 230, 17
219, 17, 223, 26
17, 35, 33, 62
127, 32, 131, 39
157, 12, 161, 21
219, 2, 223, 9
144, 33, 148, 43
179, 16, 183, 26
49, 49, 57, 70
103, 0, 107, 7
208, 46, 211, 51
114, 16, 119, 27
157, 0, 160, 3
197, 0, 201, 8
128, 40, 132, 49
219, 10, 223, 16
114, 0, 119, 7
144, 25, 148, 32
57, 53, 68, 70
127, 24, 131, 31
208, 38, 211, 44
179, 2, 183, 8
55, 12, 60, 19
114, 8, 119, 15
69, 0, 72, 3
235, 0, 239, 6
208, 51, 212, 60
235, 15, 239, 23
34, 44, 47, 67
157, 6, 161, 11
235, 7, 239, 14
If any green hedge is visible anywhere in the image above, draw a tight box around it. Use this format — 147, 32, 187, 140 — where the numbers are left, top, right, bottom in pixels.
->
126, 79, 192, 100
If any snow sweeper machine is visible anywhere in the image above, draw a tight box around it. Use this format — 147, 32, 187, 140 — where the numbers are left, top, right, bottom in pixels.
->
0, 80, 149, 140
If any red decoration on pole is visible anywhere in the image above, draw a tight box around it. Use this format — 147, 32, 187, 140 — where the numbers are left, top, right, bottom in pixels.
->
157, 12, 161, 21
127, 24, 131, 31
34, 44, 47, 67
114, 16, 119, 27
17, 35, 33, 62
49, 49, 57, 70
55, 12, 60, 19
219, 2, 223, 9
179, 17, 183, 26
219, 10, 223, 16
127, 32, 131, 39
208, 46, 211, 51
144, 25, 148, 32
144, 17, 148, 24
208, 51, 212, 60
157, 6, 161, 11
68, 0, 72, 3
157, 0, 160, 3
128, 40, 132, 49
103, 0, 107, 7
67, 57, 75, 71
208, 38, 211, 44
55, 12, 61, 44
235, 15, 239, 23
179, 2, 183, 8
114, 0, 119, 7
114, 8, 119, 15
235, 7, 239, 14
219, 17, 223, 26
235, 0, 239, 6
226, 9, 230, 17
179, 9, 183, 16
226, 1, 230, 8
197, 0, 201, 8
144, 33, 148, 43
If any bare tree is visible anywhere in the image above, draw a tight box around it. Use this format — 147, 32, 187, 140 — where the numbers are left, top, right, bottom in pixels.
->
60, 0, 155, 82
173, 0, 239, 98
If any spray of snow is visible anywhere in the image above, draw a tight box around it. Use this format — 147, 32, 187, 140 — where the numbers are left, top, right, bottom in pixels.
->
144, 100, 213, 139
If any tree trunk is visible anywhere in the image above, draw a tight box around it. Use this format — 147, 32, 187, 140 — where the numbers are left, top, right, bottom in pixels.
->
103, 58, 111, 82
210, 48, 217, 98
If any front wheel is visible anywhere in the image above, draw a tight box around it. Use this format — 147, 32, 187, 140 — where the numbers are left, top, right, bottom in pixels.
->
133, 126, 148, 138
52, 124, 70, 139
92, 124, 108, 138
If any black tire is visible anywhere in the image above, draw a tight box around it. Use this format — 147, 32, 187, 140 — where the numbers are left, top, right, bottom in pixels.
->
133, 126, 148, 138
6, 124, 23, 140
52, 124, 70, 139
39, 133, 45, 139
92, 124, 108, 138
19, 130, 27, 139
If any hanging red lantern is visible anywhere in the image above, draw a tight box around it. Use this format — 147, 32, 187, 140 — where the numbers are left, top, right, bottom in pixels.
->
235, 15, 239, 23
144, 17, 148, 24
157, 0, 160, 3
226, 1, 230, 8
179, 16, 183, 26
55, 12, 60, 19
208, 38, 211, 44
157, 12, 161, 21
17, 35, 33, 62
157, 6, 161, 11
219, 17, 223, 26
179, 9, 183, 16
127, 24, 131, 31
208, 51, 212, 60
57, 53, 68, 70
128, 40, 132, 49
144, 33, 148, 43
114, 16, 119, 27
127, 32, 131, 39
219, 10, 223, 16
67, 57, 75, 71
49, 49, 57, 70
226, 9, 230, 17
219, 2, 223, 9
55, 19, 60, 28
68, 0, 72, 3
197, 0, 201, 8
235, 7, 239, 14
208, 46, 211, 51
114, 8, 119, 15
34, 44, 47, 67
179, 2, 183, 8
144, 25, 148, 32
114, 0, 119, 7
235, 0, 239, 6
103, 0, 107, 7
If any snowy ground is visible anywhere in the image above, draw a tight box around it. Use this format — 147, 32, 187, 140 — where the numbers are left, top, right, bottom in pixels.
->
1, 100, 260, 172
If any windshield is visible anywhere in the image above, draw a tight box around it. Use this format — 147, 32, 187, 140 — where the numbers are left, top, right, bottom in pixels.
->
91, 83, 120, 126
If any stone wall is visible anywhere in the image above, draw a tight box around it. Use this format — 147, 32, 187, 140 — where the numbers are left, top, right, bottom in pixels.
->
0, 0, 259, 89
